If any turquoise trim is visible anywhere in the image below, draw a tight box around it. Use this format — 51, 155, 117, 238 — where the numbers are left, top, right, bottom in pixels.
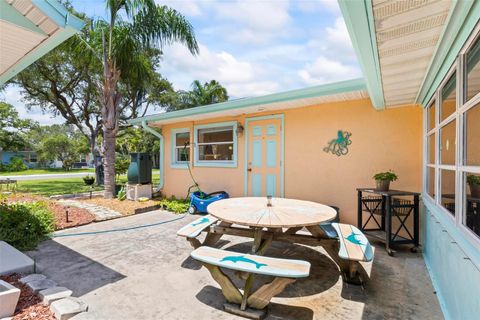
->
266, 140, 276, 168
170, 128, 190, 169
266, 174, 276, 197
31, 0, 85, 30
423, 196, 480, 269
252, 174, 262, 196
193, 121, 238, 168
418, 1, 478, 106
141, 121, 164, 190
244, 114, 285, 197
252, 140, 262, 167
0, 1, 47, 35
128, 79, 366, 125
338, 0, 384, 109
0, 0, 85, 85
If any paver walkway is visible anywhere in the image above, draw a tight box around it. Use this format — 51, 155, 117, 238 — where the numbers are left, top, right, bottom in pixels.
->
58, 200, 122, 221
28, 211, 444, 320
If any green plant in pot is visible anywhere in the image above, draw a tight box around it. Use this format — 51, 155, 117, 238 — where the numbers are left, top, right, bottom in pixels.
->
467, 174, 480, 198
373, 171, 398, 191
83, 175, 95, 186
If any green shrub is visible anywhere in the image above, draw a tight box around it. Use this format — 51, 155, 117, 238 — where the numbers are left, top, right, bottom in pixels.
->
0, 201, 55, 250
5, 157, 28, 172
158, 197, 189, 214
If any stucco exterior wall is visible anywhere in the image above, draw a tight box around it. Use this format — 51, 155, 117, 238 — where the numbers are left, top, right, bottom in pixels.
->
160, 98, 422, 225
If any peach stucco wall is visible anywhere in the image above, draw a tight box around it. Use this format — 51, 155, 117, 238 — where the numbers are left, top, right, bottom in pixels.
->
160, 98, 422, 225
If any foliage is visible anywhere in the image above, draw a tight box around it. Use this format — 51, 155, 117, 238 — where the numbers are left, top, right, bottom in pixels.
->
157, 197, 189, 214
373, 171, 398, 182
116, 127, 160, 156
117, 184, 126, 201
467, 174, 480, 185
97, 0, 199, 198
168, 80, 228, 111
0, 201, 54, 250
0, 157, 28, 172
0, 102, 37, 151
115, 156, 130, 181
37, 135, 79, 171
83, 175, 95, 185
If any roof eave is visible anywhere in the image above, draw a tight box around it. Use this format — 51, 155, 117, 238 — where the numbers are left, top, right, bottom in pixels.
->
338, 0, 385, 110
129, 78, 367, 126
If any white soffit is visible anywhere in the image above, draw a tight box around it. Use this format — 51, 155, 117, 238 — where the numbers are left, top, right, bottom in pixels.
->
372, 0, 453, 108
148, 90, 369, 127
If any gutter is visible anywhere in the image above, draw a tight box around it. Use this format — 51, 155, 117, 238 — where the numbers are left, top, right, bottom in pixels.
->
141, 121, 164, 190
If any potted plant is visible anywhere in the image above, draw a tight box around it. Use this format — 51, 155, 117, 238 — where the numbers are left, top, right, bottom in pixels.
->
373, 171, 398, 191
467, 174, 480, 198
83, 175, 95, 186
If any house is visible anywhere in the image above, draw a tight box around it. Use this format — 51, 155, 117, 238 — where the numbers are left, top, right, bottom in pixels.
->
129, 0, 479, 318
0, 150, 94, 169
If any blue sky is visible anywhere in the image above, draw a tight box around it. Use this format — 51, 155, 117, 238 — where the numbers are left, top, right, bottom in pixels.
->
2, 0, 361, 124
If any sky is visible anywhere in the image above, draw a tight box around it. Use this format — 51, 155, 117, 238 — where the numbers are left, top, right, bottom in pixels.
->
1, 0, 362, 125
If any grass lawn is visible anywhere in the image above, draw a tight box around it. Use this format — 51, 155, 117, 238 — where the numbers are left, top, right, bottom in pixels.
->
0, 168, 95, 176
16, 178, 103, 196
14, 172, 160, 196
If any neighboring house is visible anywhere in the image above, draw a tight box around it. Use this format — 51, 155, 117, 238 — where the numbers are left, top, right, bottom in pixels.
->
0, 151, 94, 169
129, 1, 480, 319
1, 151, 38, 168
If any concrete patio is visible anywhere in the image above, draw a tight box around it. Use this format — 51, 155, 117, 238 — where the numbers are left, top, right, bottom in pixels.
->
27, 210, 443, 320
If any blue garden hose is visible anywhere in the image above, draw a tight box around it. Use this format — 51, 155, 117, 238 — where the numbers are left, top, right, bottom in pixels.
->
50, 213, 187, 238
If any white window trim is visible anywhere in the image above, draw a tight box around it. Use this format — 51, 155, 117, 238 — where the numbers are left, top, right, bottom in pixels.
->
422, 26, 480, 250
170, 128, 190, 169
193, 121, 238, 168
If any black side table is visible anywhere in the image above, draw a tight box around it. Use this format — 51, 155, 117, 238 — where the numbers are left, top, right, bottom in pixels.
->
357, 188, 420, 256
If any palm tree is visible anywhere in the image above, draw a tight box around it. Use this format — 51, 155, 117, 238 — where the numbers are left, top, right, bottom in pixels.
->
172, 80, 229, 111
99, 0, 198, 198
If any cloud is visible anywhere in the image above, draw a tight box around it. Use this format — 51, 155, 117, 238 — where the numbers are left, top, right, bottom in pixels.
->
298, 56, 361, 85
295, 0, 341, 14
161, 42, 278, 96
156, 0, 204, 16
1, 85, 64, 125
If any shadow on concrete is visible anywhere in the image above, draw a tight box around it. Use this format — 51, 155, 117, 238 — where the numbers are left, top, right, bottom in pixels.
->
196, 286, 314, 320
187, 240, 339, 298
26, 240, 125, 297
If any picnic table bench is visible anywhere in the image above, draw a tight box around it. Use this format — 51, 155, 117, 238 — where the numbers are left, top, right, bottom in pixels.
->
0, 179, 17, 192
191, 246, 310, 318
177, 198, 374, 318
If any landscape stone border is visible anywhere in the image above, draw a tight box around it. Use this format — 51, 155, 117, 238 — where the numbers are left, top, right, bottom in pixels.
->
18, 273, 93, 320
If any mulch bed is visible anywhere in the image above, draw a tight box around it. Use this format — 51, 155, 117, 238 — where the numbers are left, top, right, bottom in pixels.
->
80, 197, 160, 216
0, 274, 55, 320
3, 194, 95, 230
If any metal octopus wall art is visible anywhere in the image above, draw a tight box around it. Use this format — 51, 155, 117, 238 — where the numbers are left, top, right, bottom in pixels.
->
323, 130, 352, 156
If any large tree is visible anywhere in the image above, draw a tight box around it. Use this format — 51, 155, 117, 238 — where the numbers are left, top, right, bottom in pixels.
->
97, 0, 198, 198
170, 80, 229, 111
0, 102, 36, 151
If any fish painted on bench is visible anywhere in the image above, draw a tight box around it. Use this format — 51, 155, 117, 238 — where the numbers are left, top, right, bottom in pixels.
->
220, 255, 267, 269
191, 217, 210, 227
346, 232, 367, 246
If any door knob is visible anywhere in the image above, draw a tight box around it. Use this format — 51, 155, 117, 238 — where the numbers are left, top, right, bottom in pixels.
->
247, 168, 252, 172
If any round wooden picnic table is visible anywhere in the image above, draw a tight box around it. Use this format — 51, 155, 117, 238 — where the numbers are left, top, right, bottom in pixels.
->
207, 196, 336, 228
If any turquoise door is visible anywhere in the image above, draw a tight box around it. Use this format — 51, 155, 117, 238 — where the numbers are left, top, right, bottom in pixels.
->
246, 117, 282, 197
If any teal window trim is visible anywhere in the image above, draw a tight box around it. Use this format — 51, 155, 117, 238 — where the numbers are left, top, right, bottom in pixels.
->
193, 121, 238, 168
170, 128, 190, 169
244, 114, 285, 197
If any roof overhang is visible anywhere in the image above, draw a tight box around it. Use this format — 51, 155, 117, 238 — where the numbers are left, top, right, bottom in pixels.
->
0, 0, 85, 85
129, 78, 368, 127
339, 0, 480, 108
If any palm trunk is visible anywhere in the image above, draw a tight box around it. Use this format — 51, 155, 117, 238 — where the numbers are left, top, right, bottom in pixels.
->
100, 58, 121, 198
103, 129, 116, 198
